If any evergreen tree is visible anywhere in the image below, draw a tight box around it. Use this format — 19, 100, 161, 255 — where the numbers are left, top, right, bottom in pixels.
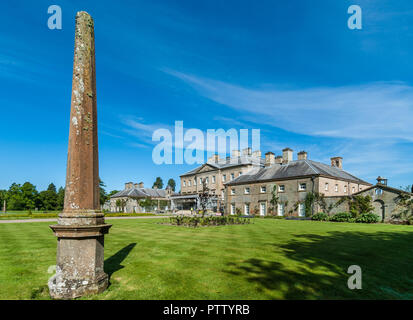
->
167, 178, 176, 191
152, 177, 163, 189
57, 187, 65, 210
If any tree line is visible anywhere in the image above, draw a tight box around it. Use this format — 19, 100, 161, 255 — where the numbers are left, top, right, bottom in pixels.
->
0, 177, 177, 212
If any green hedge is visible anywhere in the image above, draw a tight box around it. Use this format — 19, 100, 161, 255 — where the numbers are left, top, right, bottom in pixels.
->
168, 216, 251, 227
355, 213, 379, 223
329, 212, 353, 222
311, 212, 329, 221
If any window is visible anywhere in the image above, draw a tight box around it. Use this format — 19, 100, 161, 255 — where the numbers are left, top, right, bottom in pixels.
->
375, 188, 383, 195
344, 185, 347, 193
335, 184, 338, 192
325, 183, 329, 191
231, 204, 236, 215
239, 172, 242, 176
298, 203, 305, 217
260, 186, 267, 193
244, 203, 250, 215
222, 175, 226, 182
352, 186, 355, 193
231, 188, 235, 195
230, 173, 235, 180
212, 176, 216, 184
221, 190, 225, 199
244, 187, 250, 194
205, 177, 209, 184
183, 180, 186, 187
199, 178, 202, 185
279, 185, 285, 192
299, 183, 306, 191
188, 180, 191, 187
277, 203, 285, 216
194, 179, 196, 186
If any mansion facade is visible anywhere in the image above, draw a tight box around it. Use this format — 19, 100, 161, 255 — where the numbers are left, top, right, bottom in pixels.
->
224, 149, 372, 217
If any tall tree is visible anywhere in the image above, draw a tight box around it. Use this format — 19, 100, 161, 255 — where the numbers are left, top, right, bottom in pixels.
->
99, 179, 108, 206
153, 177, 163, 189
57, 187, 65, 210
167, 178, 176, 191
47, 183, 57, 193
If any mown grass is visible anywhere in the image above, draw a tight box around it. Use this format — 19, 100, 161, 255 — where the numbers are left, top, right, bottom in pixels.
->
0, 212, 157, 220
0, 218, 412, 300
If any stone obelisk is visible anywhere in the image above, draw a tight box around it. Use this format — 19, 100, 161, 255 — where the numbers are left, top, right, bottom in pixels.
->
48, 11, 111, 299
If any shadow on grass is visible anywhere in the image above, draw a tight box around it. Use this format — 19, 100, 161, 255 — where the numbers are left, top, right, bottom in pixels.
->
226, 231, 413, 299
105, 243, 137, 279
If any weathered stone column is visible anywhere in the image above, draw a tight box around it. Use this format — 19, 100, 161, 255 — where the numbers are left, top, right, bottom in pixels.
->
48, 11, 111, 299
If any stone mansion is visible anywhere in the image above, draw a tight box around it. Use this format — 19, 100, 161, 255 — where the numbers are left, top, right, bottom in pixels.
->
178, 147, 372, 216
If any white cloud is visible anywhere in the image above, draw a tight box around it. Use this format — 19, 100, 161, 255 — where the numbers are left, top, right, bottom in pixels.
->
165, 70, 413, 141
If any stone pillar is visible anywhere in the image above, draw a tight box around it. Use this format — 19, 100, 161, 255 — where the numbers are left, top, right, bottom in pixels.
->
48, 11, 111, 300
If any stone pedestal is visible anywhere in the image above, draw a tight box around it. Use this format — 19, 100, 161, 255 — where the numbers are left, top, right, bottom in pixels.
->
48, 215, 111, 299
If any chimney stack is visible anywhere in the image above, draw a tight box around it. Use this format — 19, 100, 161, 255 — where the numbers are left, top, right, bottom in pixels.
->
208, 154, 220, 163
331, 157, 343, 169
242, 147, 252, 156
252, 150, 262, 158
265, 152, 275, 167
138, 182, 144, 188
282, 148, 293, 164
275, 156, 283, 164
125, 182, 134, 190
297, 151, 308, 160
232, 150, 241, 158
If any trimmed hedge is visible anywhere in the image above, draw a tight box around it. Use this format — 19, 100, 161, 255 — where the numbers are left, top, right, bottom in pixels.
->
168, 216, 251, 227
311, 212, 329, 221
329, 212, 353, 222
355, 213, 379, 223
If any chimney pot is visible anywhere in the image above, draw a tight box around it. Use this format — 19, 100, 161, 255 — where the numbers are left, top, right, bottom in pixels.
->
265, 152, 275, 167
297, 151, 308, 160
282, 148, 293, 164
331, 157, 343, 169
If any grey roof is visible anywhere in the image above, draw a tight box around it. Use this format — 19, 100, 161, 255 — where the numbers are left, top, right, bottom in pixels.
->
111, 187, 176, 199
353, 184, 413, 196
225, 159, 371, 185
181, 155, 264, 177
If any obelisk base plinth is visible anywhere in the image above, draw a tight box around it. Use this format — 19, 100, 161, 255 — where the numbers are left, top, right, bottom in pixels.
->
48, 214, 111, 299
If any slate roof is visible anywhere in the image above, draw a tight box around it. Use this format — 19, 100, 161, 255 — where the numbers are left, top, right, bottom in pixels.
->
111, 188, 176, 199
353, 184, 413, 196
180, 155, 264, 177
225, 159, 371, 186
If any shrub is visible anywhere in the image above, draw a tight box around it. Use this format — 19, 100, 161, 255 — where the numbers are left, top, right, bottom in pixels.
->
330, 212, 352, 222
168, 215, 251, 227
355, 213, 379, 223
311, 212, 329, 221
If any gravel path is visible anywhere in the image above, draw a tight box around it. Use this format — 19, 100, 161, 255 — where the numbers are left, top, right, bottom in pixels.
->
0, 216, 170, 224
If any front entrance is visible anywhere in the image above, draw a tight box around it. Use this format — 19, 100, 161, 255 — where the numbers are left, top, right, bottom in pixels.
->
260, 202, 266, 216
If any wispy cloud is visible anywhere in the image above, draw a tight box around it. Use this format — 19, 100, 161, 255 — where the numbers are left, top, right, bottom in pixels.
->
165, 70, 413, 141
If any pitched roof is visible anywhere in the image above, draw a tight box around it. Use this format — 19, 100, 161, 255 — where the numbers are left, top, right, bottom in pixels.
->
180, 155, 264, 177
353, 184, 413, 196
225, 159, 371, 185
111, 187, 175, 199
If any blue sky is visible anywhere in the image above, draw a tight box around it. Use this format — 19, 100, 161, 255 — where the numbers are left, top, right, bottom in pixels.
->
1, 0, 413, 192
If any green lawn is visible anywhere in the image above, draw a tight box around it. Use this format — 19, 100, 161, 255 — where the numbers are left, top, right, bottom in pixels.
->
0, 218, 412, 300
